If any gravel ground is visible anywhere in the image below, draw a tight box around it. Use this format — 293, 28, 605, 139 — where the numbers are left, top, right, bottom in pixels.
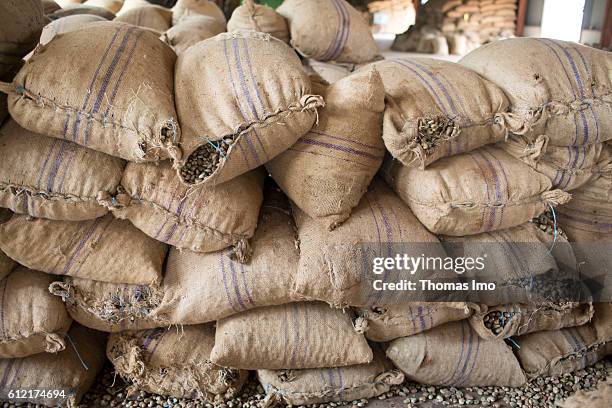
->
1, 358, 610, 408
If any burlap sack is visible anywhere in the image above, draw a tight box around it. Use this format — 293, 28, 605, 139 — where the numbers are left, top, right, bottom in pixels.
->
516, 303, 612, 378
383, 146, 572, 235
386, 320, 527, 387
56, 0, 86, 7
293, 179, 454, 308
0, 209, 16, 281
460, 38, 612, 146
558, 378, 612, 408
355, 302, 473, 342
227, 0, 289, 44
0, 324, 107, 408
0, 22, 179, 162
50, 5, 117, 20
83, 0, 124, 13
469, 303, 594, 341
42, 0, 62, 15
211, 302, 373, 370
40, 14, 107, 45
0, 120, 124, 221
172, 0, 226, 25
50, 192, 299, 331
372, 58, 520, 169
161, 15, 225, 55
302, 59, 355, 84
267, 69, 385, 230
107, 325, 248, 401
0, 0, 45, 77
118, 0, 152, 15
0, 266, 72, 358
115, 6, 172, 32
257, 348, 404, 406
0, 214, 167, 285
277, 0, 379, 64
106, 161, 263, 257
501, 134, 604, 191
174, 30, 323, 187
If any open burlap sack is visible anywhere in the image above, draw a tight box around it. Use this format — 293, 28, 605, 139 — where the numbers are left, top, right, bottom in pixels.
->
50, 192, 299, 331
293, 179, 454, 308
383, 146, 572, 235
115, 5, 173, 32
105, 161, 263, 257
460, 38, 612, 146
278, 0, 379, 64
0, 0, 45, 77
49, 5, 117, 20
108, 325, 248, 401
227, 0, 288, 43
83, 0, 124, 13
0, 209, 16, 281
174, 30, 323, 187
161, 15, 225, 55
302, 59, 355, 85
0, 22, 180, 162
501, 134, 604, 191
267, 69, 385, 230
40, 14, 107, 45
0, 324, 107, 407
469, 303, 594, 341
558, 378, 612, 408
0, 266, 72, 358
516, 303, 612, 379
211, 302, 373, 370
0, 214, 167, 285
172, 0, 226, 25
371, 58, 520, 169
258, 348, 404, 406
386, 320, 527, 387
0, 120, 124, 221
355, 302, 473, 342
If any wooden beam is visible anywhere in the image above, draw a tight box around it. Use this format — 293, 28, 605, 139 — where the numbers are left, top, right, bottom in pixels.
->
602, 0, 612, 48
516, 0, 528, 37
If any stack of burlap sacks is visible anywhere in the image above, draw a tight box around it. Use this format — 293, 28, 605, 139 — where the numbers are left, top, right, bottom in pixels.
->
0, 0, 611, 407
392, 0, 518, 55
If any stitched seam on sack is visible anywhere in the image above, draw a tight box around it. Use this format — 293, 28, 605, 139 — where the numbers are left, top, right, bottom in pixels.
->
0, 183, 100, 203
402, 194, 553, 208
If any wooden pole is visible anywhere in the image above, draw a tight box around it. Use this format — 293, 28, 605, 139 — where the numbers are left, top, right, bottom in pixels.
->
516, 0, 528, 37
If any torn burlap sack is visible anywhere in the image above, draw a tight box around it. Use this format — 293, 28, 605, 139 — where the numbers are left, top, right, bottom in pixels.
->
107, 325, 248, 401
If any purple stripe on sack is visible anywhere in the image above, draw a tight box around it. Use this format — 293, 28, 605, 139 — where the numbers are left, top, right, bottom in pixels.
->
56, 142, 80, 193
406, 305, 417, 332
299, 138, 382, 160
61, 218, 104, 275
301, 306, 309, 364
282, 305, 289, 364
0, 359, 15, 391
391, 59, 448, 114
71, 217, 115, 277
319, 0, 344, 61
454, 321, 475, 386
6, 356, 24, 389
146, 330, 169, 364
141, 329, 156, 350
228, 257, 246, 310
239, 263, 256, 307
571, 327, 591, 367
232, 39, 261, 121
559, 146, 580, 189
162, 195, 189, 243
372, 196, 394, 303
557, 211, 612, 230
417, 305, 427, 332
401, 59, 460, 117
46, 141, 70, 192
219, 255, 240, 313
476, 150, 505, 230
73, 28, 122, 142
309, 130, 385, 151
289, 303, 301, 367
328, 0, 351, 61
0, 278, 8, 338
572, 46, 600, 142
336, 367, 345, 401
241, 38, 267, 120
538, 40, 588, 145
482, 148, 510, 228
469, 152, 496, 231
444, 320, 467, 385
458, 330, 481, 387
223, 40, 258, 166
36, 135, 60, 189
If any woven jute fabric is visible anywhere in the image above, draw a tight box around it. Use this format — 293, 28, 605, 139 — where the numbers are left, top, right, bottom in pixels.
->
0, 120, 125, 221
107, 325, 248, 401
0, 324, 107, 408
115, 5, 173, 32
267, 68, 385, 230
0, 213, 167, 285
40, 15, 107, 45
227, 0, 289, 44
0, 209, 16, 281
161, 15, 225, 55
277, 0, 379, 64
386, 320, 527, 387
0, 22, 180, 162
172, 0, 226, 25
0, 266, 72, 358
461, 38, 612, 146
558, 378, 612, 408
211, 302, 373, 370
49, 5, 116, 20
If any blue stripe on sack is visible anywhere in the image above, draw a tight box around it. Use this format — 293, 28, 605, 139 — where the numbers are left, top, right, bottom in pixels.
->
453, 321, 475, 386
219, 255, 240, 313
72, 27, 122, 142
406, 305, 417, 333
36, 138, 59, 189
468, 152, 497, 231
417, 305, 427, 332
444, 320, 467, 386
477, 149, 507, 230
402, 59, 461, 117
571, 46, 600, 142
241, 38, 267, 119
71, 217, 114, 277
61, 218, 104, 275
0, 359, 15, 391
328, 0, 350, 61
458, 330, 481, 387
391, 59, 449, 114
319, 0, 344, 61
228, 255, 246, 310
